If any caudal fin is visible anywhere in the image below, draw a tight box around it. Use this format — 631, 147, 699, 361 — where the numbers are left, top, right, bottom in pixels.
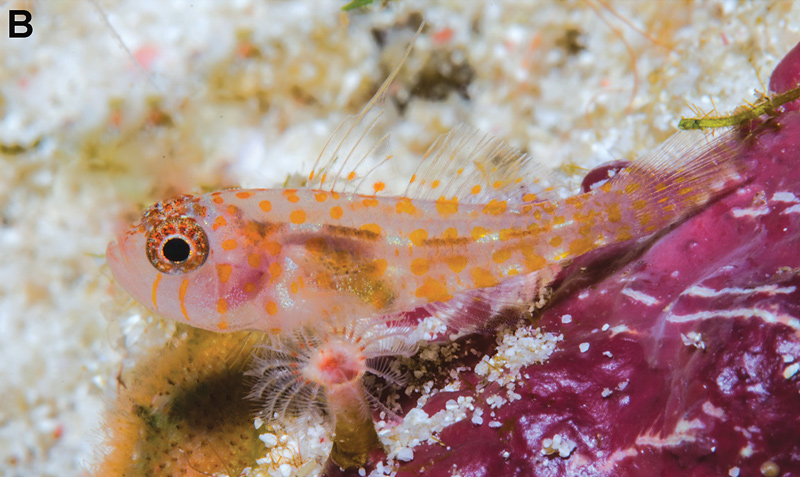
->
605, 129, 745, 235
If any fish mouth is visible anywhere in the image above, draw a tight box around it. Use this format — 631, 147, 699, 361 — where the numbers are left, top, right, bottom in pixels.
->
105, 239, 129, 283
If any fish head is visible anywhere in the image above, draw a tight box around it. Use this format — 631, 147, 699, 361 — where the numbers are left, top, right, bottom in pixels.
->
107, 193, 257, 331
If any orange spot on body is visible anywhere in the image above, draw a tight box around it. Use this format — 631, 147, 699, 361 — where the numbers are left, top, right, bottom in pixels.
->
415, 278, 452, 302
471, 267, 498, 288
568, 237, 595, 256
362, 198, 379, 208
524, 253, 547, 271
236, 191, 252, 199
213, 196, 224, 204
360, 223, 382, 235
212, 216, 227, 231
549, 236, 563, 247
372, 258, 387, 276
244, 282, 256, 293
471, 226, 489, 241
483, 199, 507, 215
266, 301, 278, 315
222, 239, 238, 250
330, 206, 343, 219
492, 249, 512, 264
269, 262, 282, 282
217, 321, 228, 330
523, 193, 537, 202
607, 203, 622, 223
409, 229, 428, 246
217, 298, 228, 314
227, 204, 238, 215
283, 189, 300, 203
436, 196, 459, 217
443, 227, 459, 240
291, 282, 299, 294
265, 241, 282, 255
447, 255, 468, 273
248, 254, 262, 268
290, 210, 306, 224
410, 258, 429, 276
396, 198, 416, 215
315, 192, 328, 202
259, 200, 272, 212
216, 264, 233, 283
498, 228, 519, 241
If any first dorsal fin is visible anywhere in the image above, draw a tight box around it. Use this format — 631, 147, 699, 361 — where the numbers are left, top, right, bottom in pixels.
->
305, 25, 423, 196
304, 23, 565, 204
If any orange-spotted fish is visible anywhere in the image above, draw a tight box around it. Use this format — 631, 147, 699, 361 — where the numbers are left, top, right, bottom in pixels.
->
106, 35, 745, 336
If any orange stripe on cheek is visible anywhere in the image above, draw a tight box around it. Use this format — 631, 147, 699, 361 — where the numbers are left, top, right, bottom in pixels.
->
151, 274, 162, 310
179, 278, 190, 321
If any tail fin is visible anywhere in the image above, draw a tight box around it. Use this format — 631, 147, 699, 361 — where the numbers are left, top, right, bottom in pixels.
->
605, 129, 745, 235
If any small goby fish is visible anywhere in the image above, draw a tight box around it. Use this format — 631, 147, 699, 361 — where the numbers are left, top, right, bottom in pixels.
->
106, 39, 745, 335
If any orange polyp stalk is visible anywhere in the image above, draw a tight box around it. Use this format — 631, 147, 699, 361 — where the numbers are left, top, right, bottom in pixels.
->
327, 380, 382, 469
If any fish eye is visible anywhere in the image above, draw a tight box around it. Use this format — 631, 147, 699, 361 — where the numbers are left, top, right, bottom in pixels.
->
146, 217, 209, 274
162, 237, 191, 263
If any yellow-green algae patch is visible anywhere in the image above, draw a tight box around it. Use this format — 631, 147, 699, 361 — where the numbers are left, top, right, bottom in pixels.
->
94, 328, 264, 476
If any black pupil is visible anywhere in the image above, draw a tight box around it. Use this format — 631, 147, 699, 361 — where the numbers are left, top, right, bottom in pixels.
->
162, 237, 191, 263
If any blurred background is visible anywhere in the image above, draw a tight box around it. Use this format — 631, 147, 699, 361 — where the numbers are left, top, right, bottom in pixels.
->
0, 0, 798, 475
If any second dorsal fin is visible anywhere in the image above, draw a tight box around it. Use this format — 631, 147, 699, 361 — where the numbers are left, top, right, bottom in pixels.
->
403, 123, 563, 204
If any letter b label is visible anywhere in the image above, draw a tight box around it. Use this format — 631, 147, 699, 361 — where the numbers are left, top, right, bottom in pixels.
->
10, 10, 33, 38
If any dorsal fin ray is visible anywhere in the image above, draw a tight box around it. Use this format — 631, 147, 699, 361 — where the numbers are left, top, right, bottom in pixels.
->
305, 25, 422, 195
404, 123, 565, 204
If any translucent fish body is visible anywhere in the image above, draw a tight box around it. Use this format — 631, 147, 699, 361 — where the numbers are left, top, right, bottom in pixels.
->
106, 128, 743, 333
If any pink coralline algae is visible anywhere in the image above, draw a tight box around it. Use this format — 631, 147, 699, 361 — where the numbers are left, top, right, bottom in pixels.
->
379, 43, 800, 476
